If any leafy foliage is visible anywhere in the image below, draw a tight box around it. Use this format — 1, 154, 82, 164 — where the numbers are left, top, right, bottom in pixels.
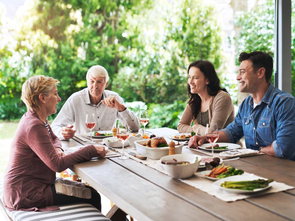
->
0, 0, 223, 129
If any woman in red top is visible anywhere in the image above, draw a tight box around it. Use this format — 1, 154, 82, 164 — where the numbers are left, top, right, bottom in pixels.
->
3, 75, 106, 211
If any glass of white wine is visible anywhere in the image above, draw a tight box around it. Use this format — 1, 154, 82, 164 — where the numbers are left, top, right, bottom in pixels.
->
117, 122, 130, 160
85, 113, 96, 143
205, 123, 219, 157
139, 110, 149, 136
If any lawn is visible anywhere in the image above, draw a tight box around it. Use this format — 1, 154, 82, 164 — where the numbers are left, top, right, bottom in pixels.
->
0, 121, 18, 178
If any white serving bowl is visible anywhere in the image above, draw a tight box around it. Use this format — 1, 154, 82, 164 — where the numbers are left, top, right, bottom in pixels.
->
135, 139, 183, 160
103, 137, 129, 148
160, 154, 200, 179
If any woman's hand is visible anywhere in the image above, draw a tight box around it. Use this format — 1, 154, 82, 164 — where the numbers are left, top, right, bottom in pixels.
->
188, 135, 206, 148
94, 145, 107, 158
55, 147, 65, 157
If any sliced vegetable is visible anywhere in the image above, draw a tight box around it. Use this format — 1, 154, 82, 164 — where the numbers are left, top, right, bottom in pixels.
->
221, 179, 274, 190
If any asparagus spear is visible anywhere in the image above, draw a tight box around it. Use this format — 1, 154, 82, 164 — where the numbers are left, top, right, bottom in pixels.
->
221, 179, 274, 190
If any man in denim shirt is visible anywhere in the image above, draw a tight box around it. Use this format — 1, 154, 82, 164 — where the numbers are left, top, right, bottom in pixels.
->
189, 51, 295, 160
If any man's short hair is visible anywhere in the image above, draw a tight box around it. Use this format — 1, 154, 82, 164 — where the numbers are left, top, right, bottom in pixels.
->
239, 51, 273, 83
86, 65, 109, 83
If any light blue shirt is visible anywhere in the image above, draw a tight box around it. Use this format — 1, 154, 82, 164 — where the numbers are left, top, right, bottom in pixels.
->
222, 84, 295, 161
52, 88, 140, 137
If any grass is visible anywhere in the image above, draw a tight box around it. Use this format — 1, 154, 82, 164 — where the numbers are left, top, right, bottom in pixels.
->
0, 121, 18, 178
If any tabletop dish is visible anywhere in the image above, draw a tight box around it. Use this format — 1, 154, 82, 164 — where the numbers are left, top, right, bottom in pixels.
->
199, 143, 241, 152
170, 133, 192, 141
160, 154, 200, 179
90, 131, 113, 139
200, 170, 220, 180
103, 137, 130, 148
135, 139, 183, 160
213, 175, 272, 194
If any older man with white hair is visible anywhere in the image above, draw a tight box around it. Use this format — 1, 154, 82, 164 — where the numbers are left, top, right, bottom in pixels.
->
52, 65, 140, 139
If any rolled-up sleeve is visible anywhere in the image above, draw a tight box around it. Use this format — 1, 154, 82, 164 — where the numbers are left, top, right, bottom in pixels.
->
272, 96, 295, 160
221, 108, 245, 144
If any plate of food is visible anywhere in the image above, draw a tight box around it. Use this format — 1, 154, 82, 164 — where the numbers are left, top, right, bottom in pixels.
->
200, 165, 244, 181
198, 143, 241, 152
198, 156, 222, 169
213, 175, 273, 194
90, 131, 113, 139
170, 133, 193, 141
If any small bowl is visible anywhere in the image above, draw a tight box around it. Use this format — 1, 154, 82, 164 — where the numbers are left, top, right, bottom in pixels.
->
135, 139, 183, 160
103, 137, 129, 148
160, 154, 200, 179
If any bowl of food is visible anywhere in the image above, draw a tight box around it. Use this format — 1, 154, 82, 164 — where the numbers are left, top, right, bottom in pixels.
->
135, 137, 183, 160
103, 137, 129, 148
160, 154, 200, 179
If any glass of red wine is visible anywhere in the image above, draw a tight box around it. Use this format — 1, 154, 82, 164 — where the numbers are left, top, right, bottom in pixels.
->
117, 123, 130, 160
85, 113, 96, 143
205, 123, 219, 157
139, 110, 149, 136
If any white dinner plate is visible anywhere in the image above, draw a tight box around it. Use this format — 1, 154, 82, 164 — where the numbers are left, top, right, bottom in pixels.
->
200, 170, 220, 180
89, 131, 113, 139
213, 175, 272, 194
199, 143, 241, 152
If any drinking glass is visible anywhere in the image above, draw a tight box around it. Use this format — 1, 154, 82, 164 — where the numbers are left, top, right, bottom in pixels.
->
205, 123, 219, 157
85, 113, 96, 143
139, 110, 149, 136
117, 123, 130, 160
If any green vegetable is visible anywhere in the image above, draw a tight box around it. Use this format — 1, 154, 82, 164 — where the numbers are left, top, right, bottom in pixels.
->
195, 157, 198, 162
221, 179, 274, 190
158, 143, 168, 147
217, 167, 244, 178
191, 131, 196, 136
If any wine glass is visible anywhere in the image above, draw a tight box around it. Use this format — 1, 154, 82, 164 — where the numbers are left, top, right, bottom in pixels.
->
117, 123, 130, 160
139, 110, 149, 136
205, 123, 219, 157
85, 113, 96, 143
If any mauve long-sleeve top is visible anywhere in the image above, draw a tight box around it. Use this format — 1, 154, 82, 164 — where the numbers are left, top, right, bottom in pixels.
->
3, 110, 97, 211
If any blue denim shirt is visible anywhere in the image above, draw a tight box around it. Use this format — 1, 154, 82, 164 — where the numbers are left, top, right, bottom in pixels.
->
222, 84, 295, 161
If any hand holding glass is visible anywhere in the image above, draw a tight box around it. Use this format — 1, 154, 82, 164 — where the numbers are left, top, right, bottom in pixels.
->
85, 113, 96, 143
205, 123, 219, 157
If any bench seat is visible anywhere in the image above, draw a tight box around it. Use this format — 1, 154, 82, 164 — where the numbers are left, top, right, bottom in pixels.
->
0, 180, 110, 221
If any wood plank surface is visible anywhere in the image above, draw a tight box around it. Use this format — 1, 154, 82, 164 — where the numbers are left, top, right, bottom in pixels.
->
110, 156, 290, 221
73, 159, 220, 221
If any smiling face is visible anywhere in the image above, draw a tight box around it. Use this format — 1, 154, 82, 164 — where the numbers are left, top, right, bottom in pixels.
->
188, 67, 209, 95
237, 60, 260, 93
87, 74, 108, 100
44, 85, 61, 116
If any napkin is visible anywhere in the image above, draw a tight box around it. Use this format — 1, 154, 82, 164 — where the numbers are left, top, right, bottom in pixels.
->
219, 148, 261, 159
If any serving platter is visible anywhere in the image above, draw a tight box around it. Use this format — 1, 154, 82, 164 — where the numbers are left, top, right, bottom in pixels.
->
213, 175, 272, 194
199, 143, 241, 152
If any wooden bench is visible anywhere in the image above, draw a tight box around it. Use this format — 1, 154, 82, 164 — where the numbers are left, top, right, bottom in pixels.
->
0, 180, 110, 221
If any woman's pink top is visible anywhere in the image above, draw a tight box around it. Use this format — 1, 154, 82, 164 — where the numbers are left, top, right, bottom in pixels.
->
3, 110, 97, 211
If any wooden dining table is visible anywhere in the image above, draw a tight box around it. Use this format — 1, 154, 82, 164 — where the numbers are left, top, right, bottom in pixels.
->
62, 128, 295, 221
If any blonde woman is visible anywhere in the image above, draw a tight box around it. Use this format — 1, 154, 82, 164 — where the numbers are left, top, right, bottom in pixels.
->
178, 60, 235, 135
3, 75, 106, 211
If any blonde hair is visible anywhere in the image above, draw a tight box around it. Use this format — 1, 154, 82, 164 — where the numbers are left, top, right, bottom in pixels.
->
86, 65, 109, 83
21, 75, 59, 111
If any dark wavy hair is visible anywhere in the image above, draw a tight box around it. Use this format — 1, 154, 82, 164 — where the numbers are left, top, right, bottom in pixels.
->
238, 51, 273, 83
187, 60, 226, 119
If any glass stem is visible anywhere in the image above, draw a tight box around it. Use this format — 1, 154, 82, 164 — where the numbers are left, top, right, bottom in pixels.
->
143, 125, 145, 135
212, 143, 214, 157
122, 142, 125, 156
